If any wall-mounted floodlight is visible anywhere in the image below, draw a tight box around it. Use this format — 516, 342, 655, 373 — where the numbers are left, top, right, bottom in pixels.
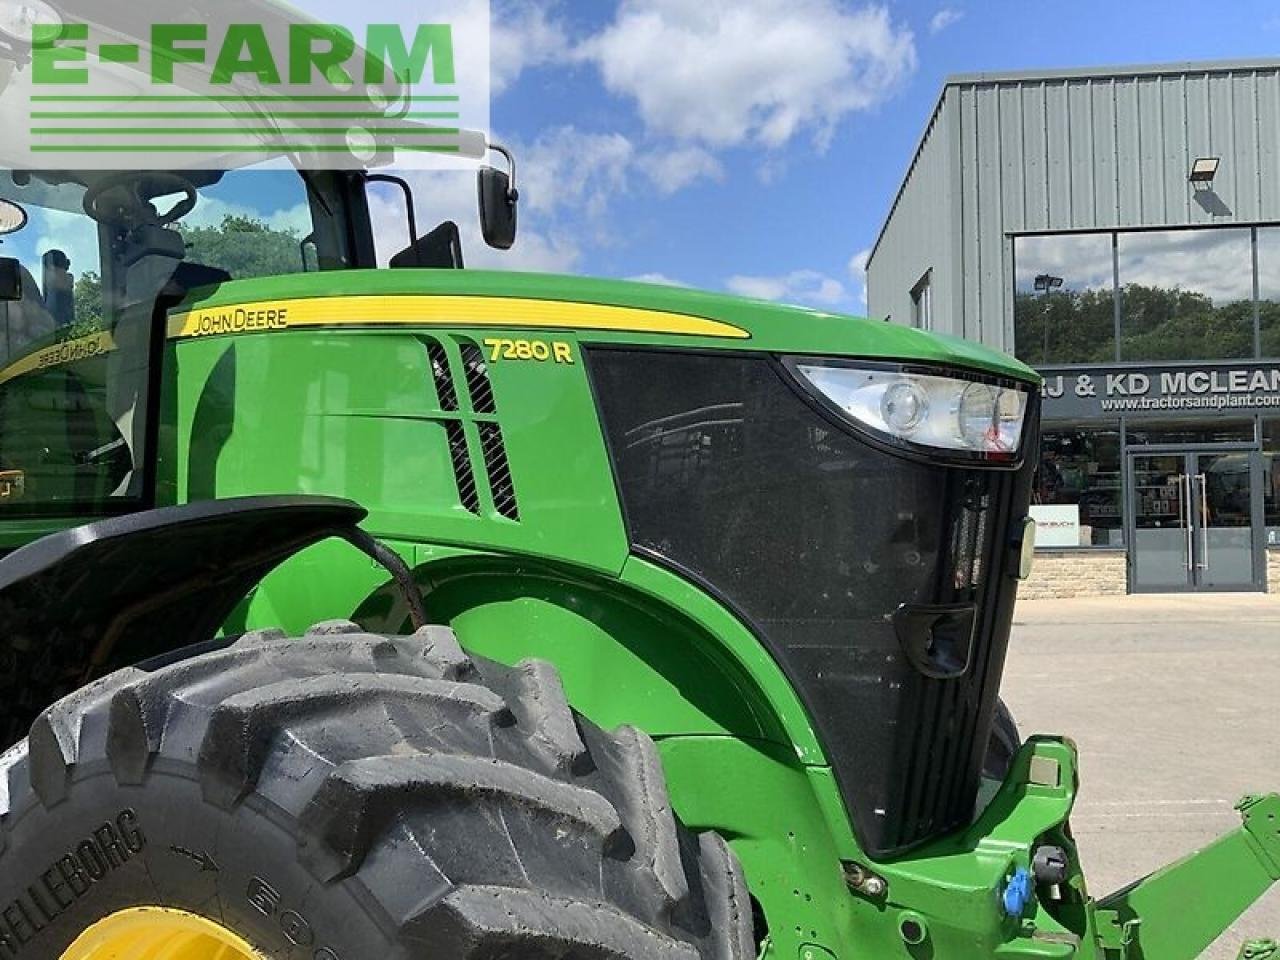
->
1189, 157, 1220, 184
1033, 274, 1064, 293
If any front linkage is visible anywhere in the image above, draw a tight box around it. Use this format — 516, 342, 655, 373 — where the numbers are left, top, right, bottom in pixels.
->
866, 736, 1279, 960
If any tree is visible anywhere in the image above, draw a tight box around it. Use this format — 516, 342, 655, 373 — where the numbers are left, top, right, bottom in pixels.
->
1015, 283, 1259, 365
72, 271, 104, 332
60, 216, 301, 335
180, 214, 303, 280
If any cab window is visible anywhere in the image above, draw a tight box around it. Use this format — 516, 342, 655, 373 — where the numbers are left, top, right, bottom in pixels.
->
0, 166, 356, 517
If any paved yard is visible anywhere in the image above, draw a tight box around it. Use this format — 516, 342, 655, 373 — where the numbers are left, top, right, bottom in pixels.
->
1003, 594, 1280, 960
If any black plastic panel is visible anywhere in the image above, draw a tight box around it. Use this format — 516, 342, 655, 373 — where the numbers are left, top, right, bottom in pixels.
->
0, 495, 366, 749
588, 349, 1035, 857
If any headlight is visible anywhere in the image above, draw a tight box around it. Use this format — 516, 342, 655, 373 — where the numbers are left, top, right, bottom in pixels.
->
0, 0, 61, 43
786, 359, 1031, 462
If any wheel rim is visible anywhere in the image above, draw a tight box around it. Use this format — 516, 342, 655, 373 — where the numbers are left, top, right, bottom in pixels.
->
60, 906, 267, 960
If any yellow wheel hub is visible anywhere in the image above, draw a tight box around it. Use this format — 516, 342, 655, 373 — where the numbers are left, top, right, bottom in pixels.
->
60, 907, 267, 960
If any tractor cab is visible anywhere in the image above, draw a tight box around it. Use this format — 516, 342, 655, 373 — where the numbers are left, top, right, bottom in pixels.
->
0, 156, 514, 517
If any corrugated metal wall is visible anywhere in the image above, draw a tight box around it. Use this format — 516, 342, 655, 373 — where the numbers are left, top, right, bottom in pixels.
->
868, 64, 1280, 351
865, 100, 956, 333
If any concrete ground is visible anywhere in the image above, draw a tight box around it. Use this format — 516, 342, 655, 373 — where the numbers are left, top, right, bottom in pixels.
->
1003, 593, 1280, 960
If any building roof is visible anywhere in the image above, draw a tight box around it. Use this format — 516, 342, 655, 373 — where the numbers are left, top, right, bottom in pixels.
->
944, 57, 1280, 86
867, 57, 1280, 266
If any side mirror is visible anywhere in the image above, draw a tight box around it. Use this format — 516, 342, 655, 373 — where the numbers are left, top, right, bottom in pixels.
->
478, 164, 518, 251
390, 221, 464, 269
0, 257, 21, 301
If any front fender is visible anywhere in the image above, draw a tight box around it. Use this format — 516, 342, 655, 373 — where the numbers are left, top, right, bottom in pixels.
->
0, 495, 367, 746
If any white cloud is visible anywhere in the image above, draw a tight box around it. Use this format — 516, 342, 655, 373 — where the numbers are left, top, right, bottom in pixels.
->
639, 146, 724, 194
627, 272, 689, 286
580, 0, 916, 149
928, 7, 962, 34
1120, 231, 1254, 303
184, 195, 312, 236
1014, 230, 1256, 304
520, 126, 635, 219
848, 246, 871, 306
366, 126, 643, 275
491, 0, 570, 95
27, 208, 98, 285
726, 269, 848, 307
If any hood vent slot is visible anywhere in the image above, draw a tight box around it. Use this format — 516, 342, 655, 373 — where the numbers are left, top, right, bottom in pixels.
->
478, 422, 519, 520
459, 341, 496, 414
444, 420, 480, 514
427, 339, 459, 411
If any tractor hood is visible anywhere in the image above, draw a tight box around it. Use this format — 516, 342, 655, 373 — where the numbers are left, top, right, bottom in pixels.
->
169, 269, 1039, 384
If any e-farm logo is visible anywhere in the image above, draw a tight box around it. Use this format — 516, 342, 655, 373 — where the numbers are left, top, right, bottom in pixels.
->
8, 2, 490, 170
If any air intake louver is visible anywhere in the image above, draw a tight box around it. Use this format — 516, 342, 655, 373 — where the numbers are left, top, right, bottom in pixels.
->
459, 341, 496, 414
424, 336, 520, 520
478, 422, 519, 520
444, 420, 480, 514
426, 339, 458, 411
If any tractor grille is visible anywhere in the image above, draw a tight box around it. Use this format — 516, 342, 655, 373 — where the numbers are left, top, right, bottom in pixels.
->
589, 348, 1034, 857
885, 473, 1014, 849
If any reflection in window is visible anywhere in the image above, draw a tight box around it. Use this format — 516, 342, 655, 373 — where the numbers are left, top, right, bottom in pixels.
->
1265, 420, 1280, 547
1014, 234, 1115, 365
1118, 229, 1253, 361
1124, 419, 1255, 446
1258, 229, 1280, 358
1036, 426, 1123, 547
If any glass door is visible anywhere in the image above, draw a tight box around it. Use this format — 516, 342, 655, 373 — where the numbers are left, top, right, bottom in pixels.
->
1131, 453, 1193, 591
1129, 449, 1262, 592
1191, 451, 1258, 590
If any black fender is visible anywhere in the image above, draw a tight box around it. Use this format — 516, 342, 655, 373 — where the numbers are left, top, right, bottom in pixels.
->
0, 496, 380, 748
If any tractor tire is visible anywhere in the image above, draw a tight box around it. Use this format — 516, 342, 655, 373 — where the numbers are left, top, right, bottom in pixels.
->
0, 622, 756, 960
983, 698, 1022, 781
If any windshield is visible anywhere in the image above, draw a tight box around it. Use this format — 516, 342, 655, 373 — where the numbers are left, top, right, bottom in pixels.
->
0, 165, 357, 516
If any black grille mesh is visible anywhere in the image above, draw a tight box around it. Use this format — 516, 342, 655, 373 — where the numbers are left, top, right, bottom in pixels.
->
459, 340, 496, 413
426, 339, 458, 411
444, 420, 480, 514
588, 348, 1034, 856
478, 422, 519, 520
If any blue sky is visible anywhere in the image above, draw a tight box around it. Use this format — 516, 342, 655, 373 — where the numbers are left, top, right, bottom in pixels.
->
428, 0, 1280, 314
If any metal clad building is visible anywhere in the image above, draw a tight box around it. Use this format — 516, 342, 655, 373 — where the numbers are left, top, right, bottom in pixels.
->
869, 59, 1280, 596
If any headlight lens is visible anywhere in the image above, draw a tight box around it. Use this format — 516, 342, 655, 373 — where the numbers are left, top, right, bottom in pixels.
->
789, 360, 1030, 460
0, 1, 61, 43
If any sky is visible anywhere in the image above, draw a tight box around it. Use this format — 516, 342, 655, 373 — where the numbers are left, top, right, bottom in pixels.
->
387, 0, 1280, 316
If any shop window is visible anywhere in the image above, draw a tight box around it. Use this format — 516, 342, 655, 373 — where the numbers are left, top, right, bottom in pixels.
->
1118, 228, 1254, 362
1013, 233, 1115, 365
1265, 419, 1280, 548
1257, 229, 1280, 359
1035, 426, 1123, 547
1124, 419, 1255, 446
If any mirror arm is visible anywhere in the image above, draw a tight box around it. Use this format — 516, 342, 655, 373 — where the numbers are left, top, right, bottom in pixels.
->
365, 173, 419, 256
487, 141, 518, 199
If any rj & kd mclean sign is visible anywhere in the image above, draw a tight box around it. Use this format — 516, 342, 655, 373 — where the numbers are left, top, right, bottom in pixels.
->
1040, 362, 1280, 420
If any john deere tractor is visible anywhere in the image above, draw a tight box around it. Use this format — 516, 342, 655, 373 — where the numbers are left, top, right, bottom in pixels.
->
0, 151, 1275, 960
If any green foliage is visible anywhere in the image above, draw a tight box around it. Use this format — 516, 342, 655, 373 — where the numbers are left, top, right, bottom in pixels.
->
1015, 284, 1262, 365
65, 216, 301, 336
71, 271, 103, 334
180, 214, 303, 281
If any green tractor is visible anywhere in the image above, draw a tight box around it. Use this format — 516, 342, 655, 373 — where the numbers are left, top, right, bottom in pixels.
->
0, 156, 1275, 960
